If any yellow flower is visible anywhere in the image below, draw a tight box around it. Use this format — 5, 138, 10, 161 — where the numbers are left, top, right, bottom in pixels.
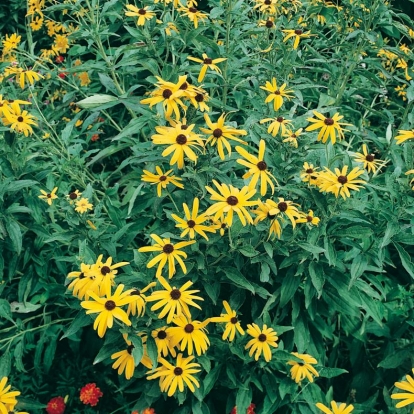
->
141, 166, 184, 197
396, 58, 412, 81
77, 72, 91, 86
74, 197, 93, 214
353, 144, 385, 174
30, 16, 44, 31
2, 105, 37, 137
251, 199, 283, 239
305, 111, 351, 144
4, 67, 44, 89
260, 78, 294, 111
124, 5, 156, 26
200, 113, 247, 160
282, 128, 302, 148
145, 276, 203, 323
395, 129, 414, 145
178, 6, 208, 29
268, 197, 301, 229
300, 162, 319, 185
146, 354, 201, 396
53, 34, 69, 53
287, 352, 319, 383
152, 327, 177, 357
282, 28, 313, 49
236, 139, 277, 196
258, 17, 276, 29
205, 180, 258, 226
317, 166, 366, 199
405, 169, 414, 190
245, 323, 278, 362
80, 284, 135, 338
171, 197, 216, 240
66, 189, 82, 203
260, 116, 292, 137
165, 22, 179, 36
253, 0, 280, 14
2, 34, 21, 53
138, 234, 196, 279
67, 263, 100, 300
0, 377, 21, 413
296, 210, 320, 226
127, 282, 157, 317
151, 123, 204, 169
391, 368, 414, 410
38, 187, 58, 205
395, 85, 407, 101
187, 53, 227, 82
315, 401, 354, 414
167, 314, 210, 355
210, 300, 245, 341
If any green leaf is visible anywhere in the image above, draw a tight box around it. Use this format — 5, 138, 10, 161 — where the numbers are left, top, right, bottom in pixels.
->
318, 367, 348, 378
0, 299, 14, 323
76, 94, 119, 109
349, 255, 368, 287
236, 382, 252, 414
6, 220, 22, 255
238, 245, 259, 257
280, 276, 301, 307
0, 351, 11, 377
202, 364, 221, 398
221, 267, 255, 293
61, 312, 91, 340
146, 336, 158, 369
378, 350, 411, 369
129, 335, 143, 366
308, 262, 325, 298
394, 243, 414, 279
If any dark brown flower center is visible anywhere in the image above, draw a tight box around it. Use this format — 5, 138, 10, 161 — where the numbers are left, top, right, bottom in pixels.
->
297, 362, 305, 366
130, 289, 141, 295
274, 90, 280, 95
162, 89, 173, 99
230, 316, 238, 324
291, 134, 297, 138
174, 367, 183, 375
69, 192, 78, 199
17, 116, 24, 122
306, 216, 313, 222
184, 323, 194, 333
101, 266, 111, 275
324, 118, 334, 126
227, 196, 238, 206
159, 175, 167, 181
189, 7, 197, 12
127, 344, 134, 354
163, 243, 174, 254
257, 161, 267, 171
204, 58, 213, 64
179, 82, 188, 90
157, 330, 167, 339
278, 202, 288, 212
176, 134, 187, 145
79, 272, 85, 279
138, 8, 146, 15
181, 124, 189, 130
258, 333, 267, 342
213, 128, 222, 138
365, 154, 375, 162
195, 93, 204, 102
170, 289, 181, 300
221, 223, 226, 228
187, 220, 196, 228
105, 300, 116, 310
295, 29, 303, 35
276, 116, 284, 122
47, 193, 52, 198
264, 0, 271, 4
338, 175, 348, 184
265, 20, 274, 28
306, 168, 313, 174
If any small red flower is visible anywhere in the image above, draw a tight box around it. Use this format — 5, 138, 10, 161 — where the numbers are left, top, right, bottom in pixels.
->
131, 409, 155, 414
231, 403, 256, 414
46, 396, 66, 414
80, 383, 103, 406
58, 73, 67, 79
55, 55, 65, 63
91, 133, 100, 142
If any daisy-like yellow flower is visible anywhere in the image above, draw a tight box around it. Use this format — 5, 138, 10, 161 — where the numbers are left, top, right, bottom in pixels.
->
77, 72, 91, 86
210, 300, 245, 342
396, 58, 412, 81
317, 166, 366, 199
395, 129, 414, 145
245, 323, 279, 362
406, 169, 414, 190
75, 197, 93, 214
353, 144, 384, 174
187, 53, 227, 82
315, 401, 354, 414
260, 116, 292, 137
260, 78, 294, 111
178, 6, 208, 29
300, 162, 320, 186
306, 111, 351, 144
205, 180, 258, 226
0, 377, 21, 413
296, 210, 320, 226
251, 199, 283, 239
395, 85, 407, 101
253, 0, 280, 14
269, 197, 301, 228
30, 16, 44, 31
167, 314, 210, 356
283, 128, 303, 148
2, 106, 37, 137
171, 197, 216, 240
165, 22, 179, 36
38, 187, 58, 206
127, 282, 157, 317
138, 234, 196, 279
80, 284, 135, 338
235, 139, 278, 196
141, 75, 188, 120
200, 113, 247, 160
89, 255, 130, 296
147, 354, 201, 396
53, 34, 69, 53
145, 276, 203, 323
258, 17, 276, 29
287, 352, 319, 383
391, 368, 414, 410
208, 218, 227, 236
0, 96, 30, 118
124, 5, 156, 26
152, 327, 177, 357
2, 34, 21, 53
67, 263, 100, 300
141, 166, 184, 197
151, 123, 204, 169
188, 90, 210, 112
66, 189, 82, 203
282, 28, 313, 49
